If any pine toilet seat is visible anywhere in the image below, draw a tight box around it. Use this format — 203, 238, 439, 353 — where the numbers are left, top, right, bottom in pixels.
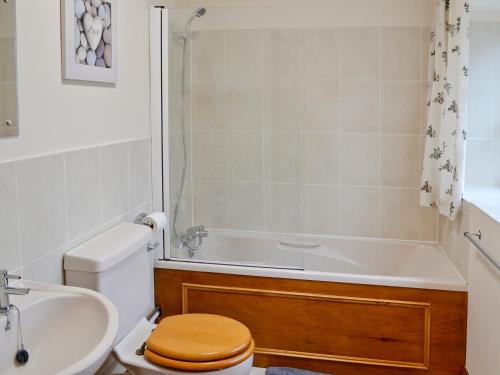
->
144, 314, 255, 372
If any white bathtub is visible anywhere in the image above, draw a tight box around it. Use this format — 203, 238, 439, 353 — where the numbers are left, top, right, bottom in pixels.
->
156, 230, 467, 291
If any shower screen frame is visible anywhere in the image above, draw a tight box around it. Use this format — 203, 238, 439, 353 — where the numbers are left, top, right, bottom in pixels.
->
150, 6, 170, 260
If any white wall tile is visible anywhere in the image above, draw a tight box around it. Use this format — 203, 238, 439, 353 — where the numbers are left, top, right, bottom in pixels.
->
129, 139, 152, 209
340, 27, 380, 79
65, 147, 101, 240
185, 24, 432, 240
381, 188, 420, 240
303, 133, 339, 185
225, 80, 262, 131
466, 140, 492, 186
192, 81, 225, 130
227, 132, 263, 182
341, 133, 380, 186
191, 30, 225, 80
302, 80, 340, 132
420, 206, 437, 241
421, 28, 431, 81
2, 139, 152, 284
22, 246, 67, 285
470, 22, 494, 81
340, 186, 380, 237
0, 162, 21, 271
468, 81, 493, 139
265, 184, 302, 233
301, 28, 340, 79
193, 181, 227, 228
492, 140, 500, 185
340, 81, 380, 133
381, 135, 420, 187
263, 80, 301, 131
192, 131, 227, 180
227, 183, 264, 231
381, 27, 421, 80
492, 82, 500, 139
17, 154, 67, 263
304, 185, 340, 235
263, 132, 302, 183
101, 143, 129, 222
263, 29, 301, 78
381, 81, 421, 134
225, 30, 262, 79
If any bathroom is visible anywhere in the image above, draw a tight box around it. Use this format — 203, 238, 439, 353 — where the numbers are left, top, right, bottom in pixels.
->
1, 0, 500, 374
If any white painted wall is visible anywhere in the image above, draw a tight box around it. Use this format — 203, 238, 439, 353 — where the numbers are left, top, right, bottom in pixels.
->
166, 0, 434, 28
466, 204, 500, 375
0, 0, 165, 162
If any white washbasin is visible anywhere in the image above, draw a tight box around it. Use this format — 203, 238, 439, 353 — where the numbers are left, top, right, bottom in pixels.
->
0, 281, 118, 375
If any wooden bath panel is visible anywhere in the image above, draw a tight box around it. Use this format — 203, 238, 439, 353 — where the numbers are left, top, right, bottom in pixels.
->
155, 269, 467, 375
181, 283, 431, 369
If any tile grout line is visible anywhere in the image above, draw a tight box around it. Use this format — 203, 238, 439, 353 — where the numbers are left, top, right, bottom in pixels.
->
418, 27, 424, 241
62, 153, 70, 243
299, 29, 305, 234
98, 146, 104, 230
222, 29, 230, 229
338, 29, 343, 236
260, 29, 267, 232
378, 27, 383, 238
13, 162, 24, 275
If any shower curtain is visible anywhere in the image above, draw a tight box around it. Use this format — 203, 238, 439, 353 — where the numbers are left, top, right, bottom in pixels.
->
420, 0, 470, 220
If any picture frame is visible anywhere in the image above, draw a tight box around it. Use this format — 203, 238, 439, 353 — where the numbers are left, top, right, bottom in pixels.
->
61, 0, 117, 83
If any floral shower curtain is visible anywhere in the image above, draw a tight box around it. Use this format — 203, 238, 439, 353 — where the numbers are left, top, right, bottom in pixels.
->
420, 0, 470, 220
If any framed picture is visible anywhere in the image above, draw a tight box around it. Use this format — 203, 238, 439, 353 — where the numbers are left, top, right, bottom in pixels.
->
61, 0, 117, 83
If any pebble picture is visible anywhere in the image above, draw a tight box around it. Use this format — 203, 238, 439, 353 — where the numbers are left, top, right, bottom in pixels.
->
62, 0, 116, 82
74, 0, 112, 68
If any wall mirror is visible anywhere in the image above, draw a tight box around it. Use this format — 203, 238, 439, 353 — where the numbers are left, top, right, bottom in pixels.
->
0, 0, 18, 138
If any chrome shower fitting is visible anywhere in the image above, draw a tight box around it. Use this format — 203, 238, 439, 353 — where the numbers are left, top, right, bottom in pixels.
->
173, 7, 207, 40
178, 225, 208, 251
171, 7, 209, 250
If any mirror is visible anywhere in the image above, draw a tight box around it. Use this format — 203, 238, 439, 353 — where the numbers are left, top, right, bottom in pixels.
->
0, 0, 18, 138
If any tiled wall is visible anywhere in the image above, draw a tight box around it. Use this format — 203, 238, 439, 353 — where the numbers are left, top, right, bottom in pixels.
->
466, 22, 500, 186
0, 36, 17, 137
181, 26, 437, 241
1, 139, 152, 284
438, 201, 471, 280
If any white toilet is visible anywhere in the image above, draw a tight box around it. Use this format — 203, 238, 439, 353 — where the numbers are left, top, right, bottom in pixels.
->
64, 223, 254, 375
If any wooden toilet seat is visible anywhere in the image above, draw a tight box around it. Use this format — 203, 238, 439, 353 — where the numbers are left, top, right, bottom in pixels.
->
145, 314, 254, 371
144, 339, 255, 371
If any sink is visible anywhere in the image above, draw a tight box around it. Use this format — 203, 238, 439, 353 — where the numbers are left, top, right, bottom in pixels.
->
0, 281, 118, 375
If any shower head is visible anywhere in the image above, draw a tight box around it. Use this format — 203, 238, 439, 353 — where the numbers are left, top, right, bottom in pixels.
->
174, 7, 207, 40
194, 7, 207, 17
184, 7, 207, 33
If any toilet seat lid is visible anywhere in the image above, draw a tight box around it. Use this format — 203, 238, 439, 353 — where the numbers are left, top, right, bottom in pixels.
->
146, 314, 252, 362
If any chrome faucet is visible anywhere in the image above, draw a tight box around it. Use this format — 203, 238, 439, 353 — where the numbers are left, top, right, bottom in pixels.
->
0, 270, 30, 314
179, 225, 209, 251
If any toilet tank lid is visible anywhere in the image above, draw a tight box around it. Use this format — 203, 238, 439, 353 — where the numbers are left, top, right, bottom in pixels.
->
64, 223, 153, 273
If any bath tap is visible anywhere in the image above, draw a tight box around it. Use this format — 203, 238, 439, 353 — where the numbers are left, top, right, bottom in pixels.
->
0, 270, 30, 315
179, 225, 208, 251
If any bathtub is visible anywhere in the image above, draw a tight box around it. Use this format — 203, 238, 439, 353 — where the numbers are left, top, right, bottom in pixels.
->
154, 231, 468, 374
157, 230, 466, 291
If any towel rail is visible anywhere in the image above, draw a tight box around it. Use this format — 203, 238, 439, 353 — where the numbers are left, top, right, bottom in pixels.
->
464, 231, 500, 273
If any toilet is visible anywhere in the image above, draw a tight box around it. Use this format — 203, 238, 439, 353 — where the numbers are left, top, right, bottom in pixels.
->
64, 223, 254, 375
